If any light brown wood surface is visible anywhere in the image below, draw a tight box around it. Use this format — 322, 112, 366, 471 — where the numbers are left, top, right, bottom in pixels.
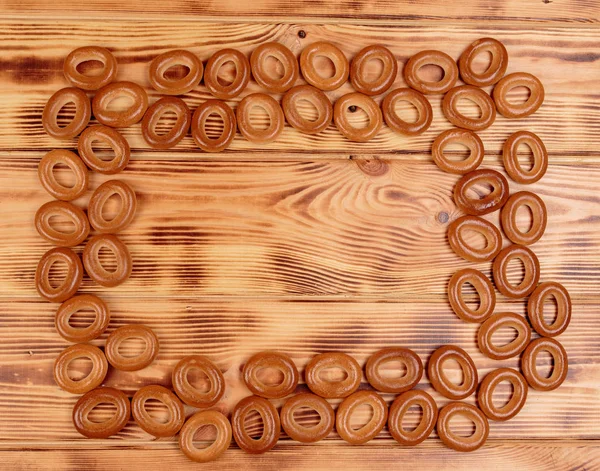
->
0, 5, 599, 471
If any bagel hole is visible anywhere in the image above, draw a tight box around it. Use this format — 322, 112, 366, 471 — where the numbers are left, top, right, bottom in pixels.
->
402, 404, 423, 433
418, 64, 444, 83
443, 142, 472, 162
506, 256, 526, 287
378, 359, 407, 380
393, 99, 419, 124
89, 139, 118, 162
516, 142, 535, 172
461, 282, 481, 312
106, 95, 135, 113
48, 214, 77, 234
296, 98, 319, 122
256, 367, 285, 387
448, 413, 476, 438
247, 105, 271, 131
52, 162, 77, 188
69, 307, 97, 329
471, 51, 493, 74
216, 60, 236, 87
244, 409, 265, 440
313, 55, 335, 79
491, 325, 519, 348
144, 398, 170, 424
491, 379, 514, 409
344, 106, 369, 129
363, 57, 385, 83
506, 86, 531, 106
117, 336, 147, 358
76, 59, 105, 77
462, 229, 488, 251
318, 366, 348, 383
192, 424, 218, 448
56, 101, 77, 128
204, 111, 226, 139
264, 55, 285, 80
101, 193, 122, 222
48, 259, 69, 288
154, 110, 179, 136
465, 181, 494, 201
456, 97, 483, 119
163, 64, 190, 81
536, 350, 554, 379
349, 403, 374, 431
67, 356, 94, 382
98, 246, 118, 273
292, 406, 322, 428
187, 367, 211, 393
515, 204, 534, 234
542, 295, 559, 326
442, 358, 464, 387
88, 402, 118, 423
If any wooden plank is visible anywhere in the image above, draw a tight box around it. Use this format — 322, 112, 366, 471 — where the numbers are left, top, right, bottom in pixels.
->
1, 0, 598, 24
0, 298, 597, 441
0, 21, 598, 157
0, 441, 598, 471
1, 158, 598, 299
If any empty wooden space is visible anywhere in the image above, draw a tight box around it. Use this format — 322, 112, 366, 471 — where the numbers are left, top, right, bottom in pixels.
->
0, 1, 598, 469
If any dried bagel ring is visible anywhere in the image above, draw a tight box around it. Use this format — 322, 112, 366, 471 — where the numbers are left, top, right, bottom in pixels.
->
64, 46, 117, 90
92, 81, 148, 127
350, 45, 397, 96
527, 282, 571, 337
492, 245, 540, 298
521, 337, 568, 391
83, 234, 132, 287
38, 149, 88, 201
192, 99, 237, 152
282, 85, 332, 135
236, 93, 284, 144
304, 352, 362, 399
502, 131, 548, 184
500, 191, 547, 245
204, 48, 250, 99
333, 92, 382, 142
172, 355, 225, 408
453, 169, 509, 216
437, 402, 489, 452
55, 294, 110, 343
132, 385, 185, 437
242, 351, 299, 399
73, 387, 130, 438
477, 312, 531, 360
250, 42, 298, 93
477, 368, 528, 421
87, 180, 137, 234
427, 345, 478, 400
432, 129, 484, 174
148, 49, 203, 96
105, 324, 159, 371
458, 38, 508, 87
141, 96, 191, 149
53, 343, 108, 394
448, 268, 496, 323
77, 125, 130, 174
179, 410, 232, 463
365, 347, 423, 393
447, 215, 502, 262
493, 72, 544, 119
280, 393, 334, 443
35, 200, 90, 247
35, 247, 83, 302
231, 395, 280, 454
442, 85, 496, 131
336, 390, 388, 445
388, 390, 438, 446
300, 41, 349, 91
381, 88, 432, 136
42, 87, 91, 139
403, 50, 459, 95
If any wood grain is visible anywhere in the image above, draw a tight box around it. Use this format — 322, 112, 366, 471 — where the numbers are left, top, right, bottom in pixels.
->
2, 0, 599, 24
0, 442, 598, 471
0, 298, 598, 442
0, 21, 598, 157
2, 158, 598, 299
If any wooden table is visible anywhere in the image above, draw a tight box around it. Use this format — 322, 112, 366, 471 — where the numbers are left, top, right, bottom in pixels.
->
0, 1, 598, 469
